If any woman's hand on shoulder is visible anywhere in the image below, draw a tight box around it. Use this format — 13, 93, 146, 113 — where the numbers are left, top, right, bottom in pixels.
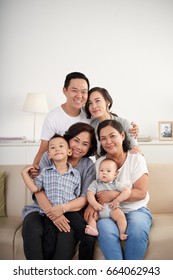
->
129, 122, 139, 138
130, 146, 143, 155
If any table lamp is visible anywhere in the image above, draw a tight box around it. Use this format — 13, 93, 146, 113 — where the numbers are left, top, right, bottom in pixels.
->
22, 92, 49, 142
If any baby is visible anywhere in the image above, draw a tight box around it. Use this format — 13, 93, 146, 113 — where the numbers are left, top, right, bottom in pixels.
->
86, 158, 131, 240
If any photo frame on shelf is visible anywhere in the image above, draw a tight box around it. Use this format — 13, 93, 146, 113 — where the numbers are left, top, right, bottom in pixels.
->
159, 121, 173, 141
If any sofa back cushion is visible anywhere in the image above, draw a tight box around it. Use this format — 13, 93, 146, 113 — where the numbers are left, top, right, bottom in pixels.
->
0, 163, 173, 217
0, 165, 33, 217
147, 164, 173, 214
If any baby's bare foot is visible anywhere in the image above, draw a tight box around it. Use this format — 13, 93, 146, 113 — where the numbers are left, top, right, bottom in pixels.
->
120, 233, 128, 240
85, 225, 99, 236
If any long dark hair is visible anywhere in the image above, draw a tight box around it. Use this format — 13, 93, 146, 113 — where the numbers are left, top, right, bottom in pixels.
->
64, 122, 97, 157
85, 87, 118, 119
97, 119, 130, 155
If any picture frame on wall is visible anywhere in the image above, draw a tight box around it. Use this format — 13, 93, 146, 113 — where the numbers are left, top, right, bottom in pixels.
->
159, 121, 173, 141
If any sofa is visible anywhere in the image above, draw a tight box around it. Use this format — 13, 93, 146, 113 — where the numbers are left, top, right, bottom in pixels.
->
0, 163, 173, 260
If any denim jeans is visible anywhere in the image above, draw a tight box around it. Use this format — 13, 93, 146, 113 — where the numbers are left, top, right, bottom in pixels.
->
97, 207, 152, 260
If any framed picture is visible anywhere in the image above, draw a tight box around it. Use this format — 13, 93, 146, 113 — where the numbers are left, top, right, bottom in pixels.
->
159, 121, 173, 140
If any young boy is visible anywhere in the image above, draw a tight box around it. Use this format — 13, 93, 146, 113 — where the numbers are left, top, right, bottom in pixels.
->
86, 158, 131, 240
21, 134, 94, 259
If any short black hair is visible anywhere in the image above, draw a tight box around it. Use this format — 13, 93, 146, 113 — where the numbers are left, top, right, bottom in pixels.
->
49, 134, 69, 145
63, 72, 90, 90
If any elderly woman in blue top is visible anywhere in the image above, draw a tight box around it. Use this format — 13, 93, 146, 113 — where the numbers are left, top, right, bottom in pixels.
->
85, 119, 152, 260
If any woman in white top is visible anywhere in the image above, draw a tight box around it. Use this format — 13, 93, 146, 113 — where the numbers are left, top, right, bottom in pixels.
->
84, 119, 152, 260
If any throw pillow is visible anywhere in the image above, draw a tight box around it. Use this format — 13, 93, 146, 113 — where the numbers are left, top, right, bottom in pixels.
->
0, 171, 6, 217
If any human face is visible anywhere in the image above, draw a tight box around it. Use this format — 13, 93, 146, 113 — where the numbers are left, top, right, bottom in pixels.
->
99, 125, 125, 155
98, 160, 117, 183
69, 131, 91, 160
88, 91, 109, 121
48, 137, 72, 162
63, 78, 88, 110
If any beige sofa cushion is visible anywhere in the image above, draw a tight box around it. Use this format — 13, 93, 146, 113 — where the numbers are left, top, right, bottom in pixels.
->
148, 164, 173, 214
0, 217, 22, 259
0, 165, 29, 217
144, 213, 173, 260
14, 226, 26, 260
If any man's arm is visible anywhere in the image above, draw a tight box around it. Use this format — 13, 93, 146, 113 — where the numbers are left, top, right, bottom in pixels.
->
29, 140, 49, 178
33, 140, 49, 165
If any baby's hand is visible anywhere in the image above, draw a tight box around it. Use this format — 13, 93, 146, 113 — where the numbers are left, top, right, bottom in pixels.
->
93, 202, 104, 211
109, 199, 120, 209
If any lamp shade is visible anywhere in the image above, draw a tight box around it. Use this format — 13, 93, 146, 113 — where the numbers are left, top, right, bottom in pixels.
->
23, 92, 49, 113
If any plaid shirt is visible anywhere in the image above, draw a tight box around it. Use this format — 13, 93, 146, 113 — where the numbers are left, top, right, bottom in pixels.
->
34, 163, 81, 207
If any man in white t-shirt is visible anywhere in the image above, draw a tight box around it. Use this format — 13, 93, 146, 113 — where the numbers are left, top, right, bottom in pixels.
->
33, 72, 90, 169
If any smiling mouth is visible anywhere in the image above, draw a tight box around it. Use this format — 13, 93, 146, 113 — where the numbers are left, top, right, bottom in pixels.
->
92, 110, 100, 114
54, 153, 62, 156
73, 149, 81, 154
75, 99, 83, 104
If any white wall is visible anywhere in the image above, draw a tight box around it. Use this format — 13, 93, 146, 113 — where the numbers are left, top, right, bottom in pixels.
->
0, 0, 173, 140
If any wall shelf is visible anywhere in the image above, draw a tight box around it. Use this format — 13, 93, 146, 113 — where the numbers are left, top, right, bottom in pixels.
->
138, 140, 173, 163
0, 140, 173, 165
0, 142, 39, 164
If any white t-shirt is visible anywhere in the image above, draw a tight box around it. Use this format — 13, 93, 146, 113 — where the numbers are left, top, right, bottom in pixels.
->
40, 106, 90, 140
95, 152, 149, 213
